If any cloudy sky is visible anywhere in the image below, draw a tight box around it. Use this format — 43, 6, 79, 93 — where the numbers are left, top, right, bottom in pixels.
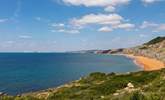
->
0, 0, 165, 52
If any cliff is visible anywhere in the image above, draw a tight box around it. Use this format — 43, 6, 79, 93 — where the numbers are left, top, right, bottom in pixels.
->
123, 36, 165, 63
96, 36, 165, 64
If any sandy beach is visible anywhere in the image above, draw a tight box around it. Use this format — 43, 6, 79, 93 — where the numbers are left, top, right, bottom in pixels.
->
126, 55, 165, 71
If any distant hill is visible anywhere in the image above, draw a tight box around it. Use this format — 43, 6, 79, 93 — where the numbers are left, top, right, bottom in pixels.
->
123, 36, 165, 63
70, 36, 165, 63
95, 36, 165, 63
68, 50, 102, 54
145, 36, 165, 45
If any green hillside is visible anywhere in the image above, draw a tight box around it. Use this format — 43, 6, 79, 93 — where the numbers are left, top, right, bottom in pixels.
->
145, 36, 165, 45
1, 68, 165, 100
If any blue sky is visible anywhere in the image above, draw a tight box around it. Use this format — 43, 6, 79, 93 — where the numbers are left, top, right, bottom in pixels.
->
0, 0, 165, 52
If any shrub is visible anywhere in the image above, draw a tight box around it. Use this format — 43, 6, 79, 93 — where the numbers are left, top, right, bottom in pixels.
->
130, 92, 146, 100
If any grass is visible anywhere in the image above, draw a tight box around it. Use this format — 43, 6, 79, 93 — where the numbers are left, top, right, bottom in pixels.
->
1, 69, 165, 100
145, 36, 165, 45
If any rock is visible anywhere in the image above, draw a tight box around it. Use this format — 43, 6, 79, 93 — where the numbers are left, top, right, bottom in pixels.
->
17, 94, 21, 97
127, 82, 134, 88
113, 93, 119, 96
0, 92, 4, 96
100, 95, 105, 98
124, 87, 129, 91
36, 92, 50, 99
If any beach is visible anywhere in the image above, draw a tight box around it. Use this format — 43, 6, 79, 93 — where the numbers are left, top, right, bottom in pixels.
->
126, 55, 165, 71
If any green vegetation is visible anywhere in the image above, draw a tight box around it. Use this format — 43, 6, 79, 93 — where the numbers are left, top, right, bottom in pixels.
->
1, 68, 165, 100
139, 46, 147, 50
145, 36, 165, 45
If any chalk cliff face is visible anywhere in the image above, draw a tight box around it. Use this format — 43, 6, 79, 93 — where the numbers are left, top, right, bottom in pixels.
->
123, 37, 165, 63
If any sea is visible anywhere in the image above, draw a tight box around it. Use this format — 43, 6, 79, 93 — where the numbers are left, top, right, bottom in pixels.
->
0, 53, 141, 95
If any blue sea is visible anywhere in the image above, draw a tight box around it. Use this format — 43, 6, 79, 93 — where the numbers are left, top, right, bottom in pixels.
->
0, 53, 141, 95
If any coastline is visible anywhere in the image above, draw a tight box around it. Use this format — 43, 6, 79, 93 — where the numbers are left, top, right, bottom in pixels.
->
0, 53, 165, 97
125, 54, 165, 71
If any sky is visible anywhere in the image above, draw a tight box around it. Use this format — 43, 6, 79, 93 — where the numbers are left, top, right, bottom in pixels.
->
0, 0, 165, 52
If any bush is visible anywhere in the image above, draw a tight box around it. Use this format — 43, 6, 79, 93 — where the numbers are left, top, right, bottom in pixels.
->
130, 92, 146, 100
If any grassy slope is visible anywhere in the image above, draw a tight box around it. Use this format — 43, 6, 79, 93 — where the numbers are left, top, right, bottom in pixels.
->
145, 36, 165, 45
1, 68, 165, 100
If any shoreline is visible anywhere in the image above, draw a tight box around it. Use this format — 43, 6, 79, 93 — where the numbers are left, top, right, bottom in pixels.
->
124, 54, 165, 71
1, 53, 164, 96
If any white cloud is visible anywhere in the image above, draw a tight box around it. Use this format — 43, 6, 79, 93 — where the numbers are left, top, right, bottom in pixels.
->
70, 13, 135, 31
142, 0, 162, 4
18, 35, 32, 39
52, 41, 57, 44
139, 34, 148, 38
0, 19, 8, 23
98, 26, 113, 32
34, 17, 50, 23
116, 23, 135, 29
140, 21, 158, 29
58, 0, 134, 33
51, 23, 65, 27
71, 13, 123, 26
6, 41, 15, 44
140, 21, 165, 32
62, 0, 131, 13
58, 29, 66, 32
66, 30, 80, 34
13, 0, 22, 18
50, 22, 79, 34
104, 6, 116, 12
0, 41, 15, 47
62, 0, 130, 7
52, 29, 80, 34
35, 17, 41, 21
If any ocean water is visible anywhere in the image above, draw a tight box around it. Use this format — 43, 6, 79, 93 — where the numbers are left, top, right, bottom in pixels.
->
0, 53, 141, 95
